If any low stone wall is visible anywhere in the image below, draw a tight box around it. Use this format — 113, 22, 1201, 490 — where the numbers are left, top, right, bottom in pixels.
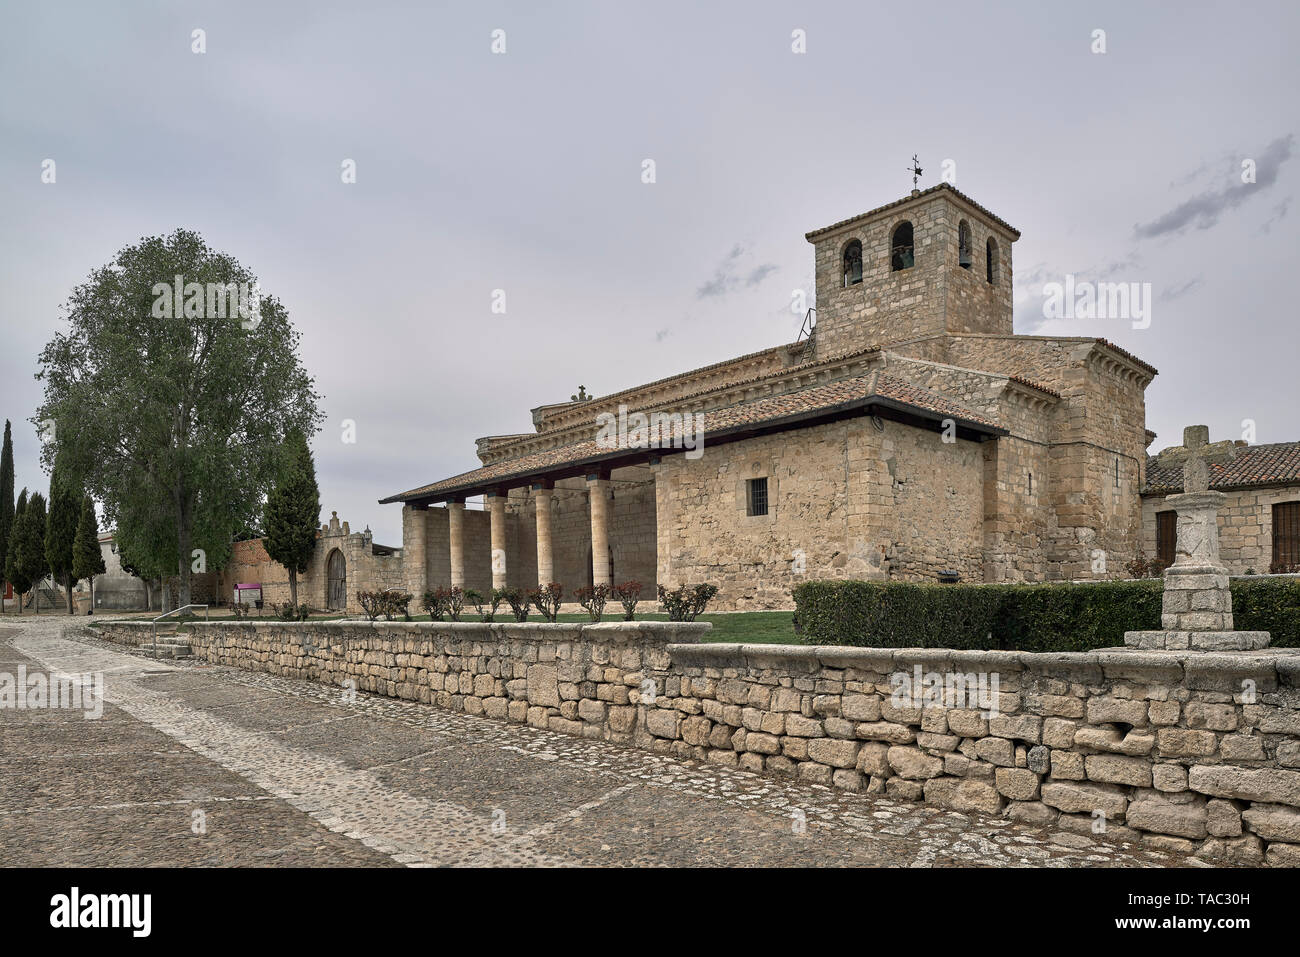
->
92, 621, 164, 648
88, 619, 1300, 865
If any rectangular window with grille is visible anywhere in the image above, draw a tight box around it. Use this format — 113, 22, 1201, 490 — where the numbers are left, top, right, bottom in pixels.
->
746, 477, 769, 517
1273, 501, 1300, 573
1156, 510, 1177, 566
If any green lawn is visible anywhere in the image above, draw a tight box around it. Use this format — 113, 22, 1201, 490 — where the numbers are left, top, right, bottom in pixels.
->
552, 610, 800, 644
87, 608, 802, 644
333, 609, 802, 643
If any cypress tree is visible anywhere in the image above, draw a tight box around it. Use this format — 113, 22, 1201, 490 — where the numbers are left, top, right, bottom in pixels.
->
6, 490, 49, 613
0, 422, 13, 613
263, 430, 321, 609
46, 447, 82, 613
72, 496, 106, 614
3, 487, 24, 614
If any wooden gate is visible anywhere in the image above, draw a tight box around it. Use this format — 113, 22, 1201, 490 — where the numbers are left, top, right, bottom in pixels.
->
326, 549, 347, 610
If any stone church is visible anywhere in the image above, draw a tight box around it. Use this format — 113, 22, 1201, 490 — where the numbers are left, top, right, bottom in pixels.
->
381, 183, 1295, 610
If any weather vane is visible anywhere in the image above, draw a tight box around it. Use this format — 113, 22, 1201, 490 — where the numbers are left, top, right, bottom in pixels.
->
907, 154, 923, 189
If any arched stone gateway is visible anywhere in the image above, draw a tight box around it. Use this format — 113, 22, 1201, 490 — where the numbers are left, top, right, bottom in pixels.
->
326, 548, 347, 610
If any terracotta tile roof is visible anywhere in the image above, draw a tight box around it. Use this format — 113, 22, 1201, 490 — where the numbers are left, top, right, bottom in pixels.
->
805, 183, 1020, 241
1004, 373, 1061, 399
1094, 337, 1159, 376
1143, 441, 1300, 494
382, 373, 1003, 504
492, 345, 882, 457
529, 341, 796, 420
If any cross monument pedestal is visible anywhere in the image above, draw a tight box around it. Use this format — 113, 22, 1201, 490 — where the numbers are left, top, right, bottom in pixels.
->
1124, 425, 1270, 651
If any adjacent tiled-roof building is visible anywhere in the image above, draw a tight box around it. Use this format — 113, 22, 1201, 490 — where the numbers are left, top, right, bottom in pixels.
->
1141, 441, 1300, 575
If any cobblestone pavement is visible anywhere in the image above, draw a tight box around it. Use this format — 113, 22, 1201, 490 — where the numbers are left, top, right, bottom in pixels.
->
0, 618, 1206, 868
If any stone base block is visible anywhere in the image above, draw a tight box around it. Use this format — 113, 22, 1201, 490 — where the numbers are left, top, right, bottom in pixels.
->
1162, 564, 1233, 631
1124, 631, 1272, 651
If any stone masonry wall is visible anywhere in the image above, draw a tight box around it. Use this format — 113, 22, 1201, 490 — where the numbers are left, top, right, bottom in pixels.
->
811, 191, 1015, 360
90, 619, 1300, 866
218, 519, 404, 615
656, 414, 985, 609
907, 335, 1152, 581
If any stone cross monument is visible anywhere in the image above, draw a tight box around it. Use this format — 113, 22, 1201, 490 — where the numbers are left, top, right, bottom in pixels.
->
1125, 425, 1270, 651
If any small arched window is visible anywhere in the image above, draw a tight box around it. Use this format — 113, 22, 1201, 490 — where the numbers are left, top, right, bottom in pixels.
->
842, 239, 863, 287
958, 221, 972, 269
891, 221, 914, 271
986, 237, 999, 284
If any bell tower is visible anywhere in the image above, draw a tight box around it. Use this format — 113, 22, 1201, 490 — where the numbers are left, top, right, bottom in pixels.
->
804, 183, 1019, 359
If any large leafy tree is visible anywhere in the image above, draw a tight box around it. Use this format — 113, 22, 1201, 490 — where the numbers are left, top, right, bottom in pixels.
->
34, 229, 323, 608
72, 496, 107, 614
46, 445, 83, 613
7, 491, 48, 613
263, 429, 321, 608
0, 421, 13, 612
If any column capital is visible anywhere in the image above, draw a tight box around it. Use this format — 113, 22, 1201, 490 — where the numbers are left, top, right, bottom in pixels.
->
530, 479, 555, 491
585, 469, 611, 483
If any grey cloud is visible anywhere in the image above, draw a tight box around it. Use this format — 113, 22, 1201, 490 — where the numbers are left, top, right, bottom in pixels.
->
1159, 277, 1203, 302
696, 244, 777, 299
1260, 198, 1291, 233
1134, 135, 1295, 240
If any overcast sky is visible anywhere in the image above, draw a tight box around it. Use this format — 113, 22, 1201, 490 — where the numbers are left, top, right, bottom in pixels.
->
2, 0, 1296, 546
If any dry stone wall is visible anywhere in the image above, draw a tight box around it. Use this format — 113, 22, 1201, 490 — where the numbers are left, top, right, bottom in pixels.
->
90, 619, 1300, 865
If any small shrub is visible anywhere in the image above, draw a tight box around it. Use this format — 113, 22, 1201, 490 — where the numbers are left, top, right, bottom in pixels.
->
501, 587, 530, 622
463, 588, 504, 623
658, 583, 719, 622
274, 602, 311, 622
575, 583, 609, 622
612, 580, 642, 621
446, 586, 465, 622
359, 590, 411, 621
463, 588, 488, 621
1125, 551, 1170, 579
529, 582, 563, 623
421, 589, 448, 621
357, 591, 381, 621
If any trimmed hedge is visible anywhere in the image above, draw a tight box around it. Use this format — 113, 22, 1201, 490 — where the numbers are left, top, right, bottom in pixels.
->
792, 577, 1300, 652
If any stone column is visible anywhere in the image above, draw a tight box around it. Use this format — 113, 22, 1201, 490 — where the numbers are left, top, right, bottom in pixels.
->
587, 473, 612, 588
1161, 489, 1233, 631
489, 491, 508, 590
402, 504, 428, 599
533, 482, 554, 586
448, 500, 466, 589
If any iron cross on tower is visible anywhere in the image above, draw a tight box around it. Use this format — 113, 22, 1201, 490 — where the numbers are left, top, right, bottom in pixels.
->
907, 154, 923, 189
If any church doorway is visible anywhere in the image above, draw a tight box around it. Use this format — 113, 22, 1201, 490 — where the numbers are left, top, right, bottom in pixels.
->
326, 549, 347, 610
